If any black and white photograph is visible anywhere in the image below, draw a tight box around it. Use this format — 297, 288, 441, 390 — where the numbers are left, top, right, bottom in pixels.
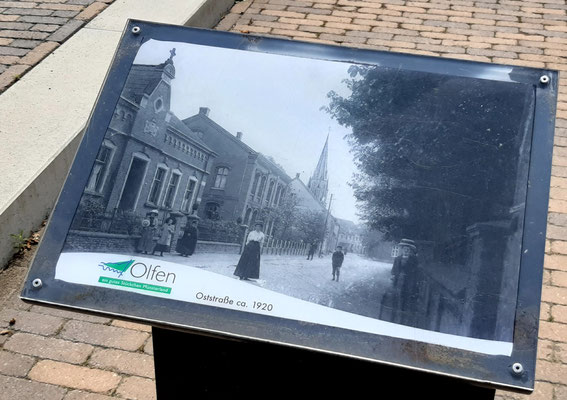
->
56, 37, 535, 350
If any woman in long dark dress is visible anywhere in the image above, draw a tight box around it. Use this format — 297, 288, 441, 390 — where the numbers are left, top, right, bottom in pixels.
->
234, 223, 265, 281
176, 219, 199, 257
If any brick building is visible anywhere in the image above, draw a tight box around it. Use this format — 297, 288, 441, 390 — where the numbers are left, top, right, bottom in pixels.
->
182, 108, 292, 237
80, 51, 216, 224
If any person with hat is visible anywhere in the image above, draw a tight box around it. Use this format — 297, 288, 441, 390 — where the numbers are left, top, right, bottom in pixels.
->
176, 217, 199, 257
390, 238, 420, 324
234, 222, 265, 281
331, 245, 345, 282
152, 216, 176, 257
307, 239, 318, 261
137, 210, 158, 254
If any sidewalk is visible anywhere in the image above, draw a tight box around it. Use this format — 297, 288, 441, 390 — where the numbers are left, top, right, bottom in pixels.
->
0, 237, 155, 400
1, 0, 567, 399
0, 0, 115, 93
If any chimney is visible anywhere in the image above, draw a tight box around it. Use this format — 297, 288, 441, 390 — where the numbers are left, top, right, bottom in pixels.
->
296, 173, 300, 179
236, 132, 243, 140
199, 107, 210, 117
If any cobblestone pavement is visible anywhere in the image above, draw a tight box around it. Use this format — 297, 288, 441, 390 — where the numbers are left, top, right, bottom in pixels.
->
2, 0, 567, 399
0, 0, 115, 93
0, 242, 156, 399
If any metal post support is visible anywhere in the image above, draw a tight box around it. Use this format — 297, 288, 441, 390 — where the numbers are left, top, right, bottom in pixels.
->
152, 327, 496, 399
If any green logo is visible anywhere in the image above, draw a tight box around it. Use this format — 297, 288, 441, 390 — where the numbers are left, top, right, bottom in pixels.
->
98, 259, 175, 295
99, 260, 135, 278
98, 276, 172, 294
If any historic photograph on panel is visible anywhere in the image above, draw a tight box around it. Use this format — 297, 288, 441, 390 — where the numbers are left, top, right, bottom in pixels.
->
54, 38, 535, 355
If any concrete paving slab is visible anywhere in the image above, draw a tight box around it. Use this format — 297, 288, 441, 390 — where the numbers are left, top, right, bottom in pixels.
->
0, 27, 119, 209
0, 0, 233, 268
86, 0, 211, 31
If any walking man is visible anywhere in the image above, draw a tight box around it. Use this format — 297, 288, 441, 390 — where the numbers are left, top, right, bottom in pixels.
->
307, 240, 318, 260
331, 246, 344, 282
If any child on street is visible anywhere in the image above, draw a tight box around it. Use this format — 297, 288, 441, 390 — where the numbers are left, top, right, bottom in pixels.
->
332, 246, 345, 282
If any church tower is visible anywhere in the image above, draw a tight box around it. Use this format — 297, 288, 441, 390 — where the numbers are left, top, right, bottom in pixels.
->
308, 135, 329, 205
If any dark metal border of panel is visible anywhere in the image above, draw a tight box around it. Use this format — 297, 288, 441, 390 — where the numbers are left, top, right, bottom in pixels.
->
20, 19, 558, 393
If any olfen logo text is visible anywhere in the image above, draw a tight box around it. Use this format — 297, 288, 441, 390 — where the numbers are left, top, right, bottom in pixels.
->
98, 260, 176, 294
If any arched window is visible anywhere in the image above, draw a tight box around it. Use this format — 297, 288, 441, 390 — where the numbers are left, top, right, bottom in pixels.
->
266, 180, 275, 206
213, 167, 229, 189
148, 164, 169, 205
250, 209, 258, 226
274, 185, 281, 206
250, 172, 260, 200
181, 177, 198, 213
163, 169, 182, 209
277, 187, 285, 206
257, 176, 267, 202
244, 208, 252, 226
86, 140, 116, 193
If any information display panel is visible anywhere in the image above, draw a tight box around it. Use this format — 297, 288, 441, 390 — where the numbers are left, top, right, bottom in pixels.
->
21, 19, 558, 392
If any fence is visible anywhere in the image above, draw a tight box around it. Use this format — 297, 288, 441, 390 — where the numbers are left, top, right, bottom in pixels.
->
71, 209, 311, 257
71, 209, 141, 236
260, 237, 309, 256
378, 265, 465, 336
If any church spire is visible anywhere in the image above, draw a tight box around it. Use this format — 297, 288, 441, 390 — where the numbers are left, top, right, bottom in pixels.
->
308, 134, 329, 205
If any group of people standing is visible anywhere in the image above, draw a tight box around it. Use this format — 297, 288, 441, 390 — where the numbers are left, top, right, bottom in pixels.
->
137, 214, 347, 285
136, 209, 199, 257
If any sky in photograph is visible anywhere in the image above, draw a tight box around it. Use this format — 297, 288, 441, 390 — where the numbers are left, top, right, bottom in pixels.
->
133, 39, 361, 223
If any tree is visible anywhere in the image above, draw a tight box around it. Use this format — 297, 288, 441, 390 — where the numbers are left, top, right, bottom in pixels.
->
292, 209, 326, 243
270, 192, 299, 240
325, 65, 534, 244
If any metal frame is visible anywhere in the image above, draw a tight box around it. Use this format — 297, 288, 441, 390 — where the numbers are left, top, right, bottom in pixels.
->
20, 19, 558, 393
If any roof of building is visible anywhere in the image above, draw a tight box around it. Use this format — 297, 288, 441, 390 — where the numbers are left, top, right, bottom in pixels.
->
288, 177, 326, 213
120, 55, 214, 154
166, 112, 214, 153
257, 154, 291, 183
183, 111, 256, 152
122, 63, 168, 104
183, 110, 291, 181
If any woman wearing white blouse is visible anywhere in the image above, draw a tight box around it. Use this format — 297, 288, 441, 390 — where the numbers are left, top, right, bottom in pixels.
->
234, 222, 265, 280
